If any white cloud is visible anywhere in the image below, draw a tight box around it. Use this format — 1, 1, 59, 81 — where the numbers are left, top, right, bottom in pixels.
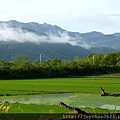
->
0, 0, 120, 34
0, 24, 94, 49
0, 24, 77, 45
0, 24, 42, 42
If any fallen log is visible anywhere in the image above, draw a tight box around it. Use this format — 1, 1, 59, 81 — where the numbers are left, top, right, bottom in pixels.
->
58, 102, 118, 120
58, 101, 89, 120
100, 87, 120, 97
59, 101, 87, 115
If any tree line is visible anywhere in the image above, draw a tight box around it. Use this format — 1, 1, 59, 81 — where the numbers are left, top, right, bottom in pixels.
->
0, 52, 120, 79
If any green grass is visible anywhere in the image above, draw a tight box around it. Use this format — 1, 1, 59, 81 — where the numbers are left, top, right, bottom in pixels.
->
0, 78, 120, 96
0, 102, 119, 113
0, 77, 120, 114
0, 102, 69, 113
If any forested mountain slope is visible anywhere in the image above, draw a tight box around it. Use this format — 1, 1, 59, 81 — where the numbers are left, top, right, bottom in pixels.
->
0, 20, 120, 61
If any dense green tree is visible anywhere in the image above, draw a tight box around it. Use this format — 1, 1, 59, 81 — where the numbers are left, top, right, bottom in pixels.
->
101, 53, 117, 66
0, 52, 120, 79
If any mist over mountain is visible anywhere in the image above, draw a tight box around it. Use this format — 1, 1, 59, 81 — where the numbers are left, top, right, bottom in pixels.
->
0, 22, 70, 44
0, 20, 120, 61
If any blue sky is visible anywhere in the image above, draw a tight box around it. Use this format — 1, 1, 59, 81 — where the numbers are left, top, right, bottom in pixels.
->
0, 0, 120, 34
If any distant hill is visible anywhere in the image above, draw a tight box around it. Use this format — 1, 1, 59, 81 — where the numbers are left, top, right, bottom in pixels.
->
0, 20, 120, 61
0, 42, 91, 61
89, 47, 118, 54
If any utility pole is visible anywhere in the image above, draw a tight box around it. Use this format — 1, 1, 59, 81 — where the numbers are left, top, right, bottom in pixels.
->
93, 54, 94, 65
40, 54, 42, 63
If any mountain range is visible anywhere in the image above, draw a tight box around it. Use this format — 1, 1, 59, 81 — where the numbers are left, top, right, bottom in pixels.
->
0, 20, 120, 61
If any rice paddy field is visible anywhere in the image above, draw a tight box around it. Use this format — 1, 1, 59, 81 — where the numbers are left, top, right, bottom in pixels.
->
0, 77, 120, 115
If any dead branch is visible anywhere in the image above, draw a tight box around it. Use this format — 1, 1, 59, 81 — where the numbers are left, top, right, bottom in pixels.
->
100, 87, 120, 97
59, 101, 87, 115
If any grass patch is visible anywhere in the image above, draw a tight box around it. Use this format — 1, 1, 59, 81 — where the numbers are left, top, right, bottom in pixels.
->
0, 78, 120, 96
0, 102, 70, 113
0, 102, 119, 113
0, 77, 120, 114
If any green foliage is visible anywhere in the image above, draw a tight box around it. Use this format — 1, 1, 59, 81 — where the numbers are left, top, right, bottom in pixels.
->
0, 52, 120, 79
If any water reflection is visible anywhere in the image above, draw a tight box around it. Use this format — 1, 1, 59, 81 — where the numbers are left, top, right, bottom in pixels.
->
0, 93, 120, 110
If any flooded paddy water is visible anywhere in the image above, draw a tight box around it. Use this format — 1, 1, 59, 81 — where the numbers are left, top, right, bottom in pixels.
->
0, 93, 120, 110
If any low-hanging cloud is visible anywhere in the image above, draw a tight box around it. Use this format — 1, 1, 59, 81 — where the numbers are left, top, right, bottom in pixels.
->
0, 24, 40, 42
0, 24, 73, 44
0, 24, 47, 43
0, 24, 92, 49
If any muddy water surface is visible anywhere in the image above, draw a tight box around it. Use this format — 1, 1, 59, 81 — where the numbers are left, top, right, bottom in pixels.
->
0, 93, 120, 110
